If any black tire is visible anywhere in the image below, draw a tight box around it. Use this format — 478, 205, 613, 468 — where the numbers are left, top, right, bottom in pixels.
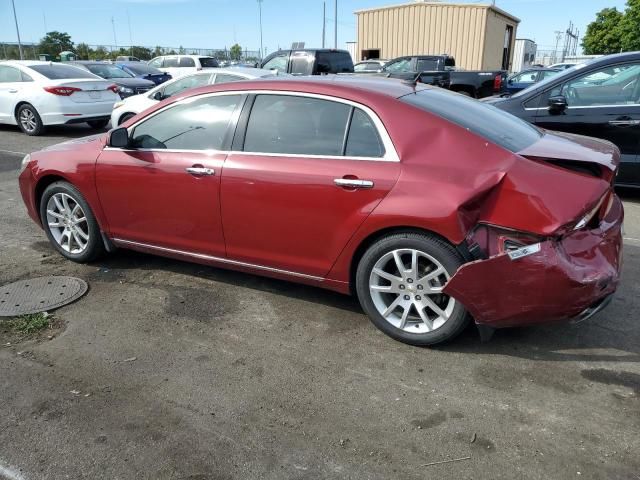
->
117, 112, 136, 126
356, 232, 469, 346
87, 119, 110, 129
39, 181, 106, 263
16, 103, 45, 136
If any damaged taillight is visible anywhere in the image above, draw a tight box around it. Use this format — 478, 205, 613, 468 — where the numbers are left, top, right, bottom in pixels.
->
465, 224, 544, 259
573, 194, 608, 231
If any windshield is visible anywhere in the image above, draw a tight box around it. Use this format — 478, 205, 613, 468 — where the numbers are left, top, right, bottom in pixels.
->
85, 64, 132, 79
123, 64, 163, 75
401, 88, 542, 153
199, 57, 219, 68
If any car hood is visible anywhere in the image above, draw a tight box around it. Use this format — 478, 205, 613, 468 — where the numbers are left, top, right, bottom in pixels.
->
39, 134, 106, 153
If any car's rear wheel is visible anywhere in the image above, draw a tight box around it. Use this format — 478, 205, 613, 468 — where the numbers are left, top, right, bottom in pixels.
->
17, 104, 45, 136
87, 119, 109, 129
117, 112, 136, 126
39, 181, 105, 263
356, 233, 469, 346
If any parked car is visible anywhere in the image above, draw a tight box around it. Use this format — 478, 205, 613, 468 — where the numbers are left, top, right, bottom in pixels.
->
19, 77, 622, 346
0, 61, 119, 135
111, 67, 284, 126
148, 55, 219, 78
485, 51, 640, 187
115, 56, 140, 62
354, 60, 387, 73
502, 68, 561, 95
69, 61, 155, 98
366, 55, 507, 98
260, 49, 354, 75
549, 62, 578, 70
116, 62, 172, 86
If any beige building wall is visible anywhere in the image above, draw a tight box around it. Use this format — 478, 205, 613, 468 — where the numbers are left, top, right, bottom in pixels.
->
482, 9, 518, 70
355, 2, 519, 70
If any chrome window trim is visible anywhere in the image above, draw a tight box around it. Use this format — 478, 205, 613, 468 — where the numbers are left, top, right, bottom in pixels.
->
524, 104, 640, 111
112, 238, 324, 282
113, 89, 400, 163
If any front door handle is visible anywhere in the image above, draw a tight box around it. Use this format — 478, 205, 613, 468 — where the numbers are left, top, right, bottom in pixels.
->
334, 178, 374, 189
186, 167, 215, 176
609, 119, 640, 127
8, 89, 18, 93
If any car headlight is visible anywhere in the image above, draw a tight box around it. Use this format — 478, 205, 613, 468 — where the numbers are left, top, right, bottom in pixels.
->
20, 154, 31, 173
113, 100, 125, 109
118, 86, 134, 94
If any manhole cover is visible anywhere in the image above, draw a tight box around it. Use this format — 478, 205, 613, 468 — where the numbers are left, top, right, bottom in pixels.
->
0, 276, 88, 316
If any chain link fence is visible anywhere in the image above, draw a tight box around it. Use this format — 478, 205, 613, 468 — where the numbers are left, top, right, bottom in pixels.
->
0, 42, 261, 62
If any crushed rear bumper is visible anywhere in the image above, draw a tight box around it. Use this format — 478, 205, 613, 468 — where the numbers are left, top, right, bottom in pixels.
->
443, 195, 623, 328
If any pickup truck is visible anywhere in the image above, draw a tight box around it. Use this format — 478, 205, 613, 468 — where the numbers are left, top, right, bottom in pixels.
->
360, 55, 506, 99
260, 49, 354, 75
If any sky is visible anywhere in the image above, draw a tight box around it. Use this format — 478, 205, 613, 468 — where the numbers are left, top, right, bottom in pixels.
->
0, 0, 629, 55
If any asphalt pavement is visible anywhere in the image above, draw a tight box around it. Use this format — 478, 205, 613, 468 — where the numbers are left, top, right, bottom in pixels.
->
0, 124, 639, 480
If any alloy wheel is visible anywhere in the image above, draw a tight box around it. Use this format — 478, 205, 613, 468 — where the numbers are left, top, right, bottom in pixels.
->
19, 108, 37, 133
45, 193, 90, 254
369, 248, 456, 333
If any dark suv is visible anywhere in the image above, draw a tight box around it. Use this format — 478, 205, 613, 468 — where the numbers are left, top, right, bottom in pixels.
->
485, 52, 640, 187
260, 49, 354, 75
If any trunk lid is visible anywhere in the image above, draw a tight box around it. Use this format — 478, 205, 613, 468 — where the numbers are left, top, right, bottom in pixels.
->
45, 79, 118, 103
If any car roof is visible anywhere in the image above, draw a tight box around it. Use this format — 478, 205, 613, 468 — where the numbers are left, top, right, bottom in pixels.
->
216, 66, 281, 78
1, 60, 79, 67
173, 75, 428, 103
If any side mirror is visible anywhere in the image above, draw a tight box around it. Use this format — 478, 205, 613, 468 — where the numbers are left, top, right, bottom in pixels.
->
548, 95, 568, 113
152, 91, 165, 101
508, 78, 513, 84
109, 127, 130, 148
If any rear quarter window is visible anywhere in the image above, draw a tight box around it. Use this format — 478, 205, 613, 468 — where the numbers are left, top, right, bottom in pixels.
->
316, 52, 353, 73
400, 88, 542, 152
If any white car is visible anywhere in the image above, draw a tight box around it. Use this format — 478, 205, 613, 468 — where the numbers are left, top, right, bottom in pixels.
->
111, 67, 284, 126
147, 55, 219, 78
0, 61, 119, 135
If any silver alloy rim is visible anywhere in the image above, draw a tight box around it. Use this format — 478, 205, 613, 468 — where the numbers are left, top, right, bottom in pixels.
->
20, 108, 37, 132
369, 249, 456, 333
46, 193, 90, 254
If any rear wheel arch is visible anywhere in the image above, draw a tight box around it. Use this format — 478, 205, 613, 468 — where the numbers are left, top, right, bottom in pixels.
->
348, 226, 461, 295
14, 101, 31, 121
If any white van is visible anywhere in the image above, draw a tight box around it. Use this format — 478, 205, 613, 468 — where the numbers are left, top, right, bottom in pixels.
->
147, 55, 219, 78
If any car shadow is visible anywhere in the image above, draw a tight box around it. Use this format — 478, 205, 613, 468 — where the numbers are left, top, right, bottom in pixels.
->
32, 240, 640, 361
0, 123, 109, 139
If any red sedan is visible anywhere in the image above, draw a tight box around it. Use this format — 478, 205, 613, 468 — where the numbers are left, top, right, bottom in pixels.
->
18, 77, 623, 346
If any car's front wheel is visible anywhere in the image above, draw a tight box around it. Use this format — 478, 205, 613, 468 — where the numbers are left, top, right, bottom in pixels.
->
356, 232, 469, 346
87, 119, 109, 129
17, 104, 45, 136
39, 181, 105, 263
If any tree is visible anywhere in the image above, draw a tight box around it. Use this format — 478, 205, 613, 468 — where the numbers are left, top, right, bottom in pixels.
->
38, 31, 74, 57
75, 42, 92, 60
620, 0, 640, 51
230, 43, 242, 61
92, 46, 109, 60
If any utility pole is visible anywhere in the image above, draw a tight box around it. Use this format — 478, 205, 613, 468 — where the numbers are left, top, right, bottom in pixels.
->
127, 10, 133, 56
553, 31, 563, 64
111, 17, 118, 48
43, 11, 48, 37
257, 0, 264, 60
11, 0, 23, 60
322, 2, 326, 48
334, 0, 338, 49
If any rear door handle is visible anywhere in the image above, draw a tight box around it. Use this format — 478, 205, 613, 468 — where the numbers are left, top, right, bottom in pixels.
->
334, 178, 374, 189
609, 119, 640, 126
186, 167, 215, 176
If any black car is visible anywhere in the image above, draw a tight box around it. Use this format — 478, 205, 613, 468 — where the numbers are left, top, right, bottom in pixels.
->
485, 52, 640, 187
502, 68, 561, 95
260, 49, 353, 75
68, 61, 155, 98
115, 62, 172, 86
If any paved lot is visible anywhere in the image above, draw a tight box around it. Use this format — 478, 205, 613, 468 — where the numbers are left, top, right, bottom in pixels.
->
1, 125, 639, 480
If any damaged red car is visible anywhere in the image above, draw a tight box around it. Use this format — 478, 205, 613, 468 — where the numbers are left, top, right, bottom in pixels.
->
18, 77, 623, 346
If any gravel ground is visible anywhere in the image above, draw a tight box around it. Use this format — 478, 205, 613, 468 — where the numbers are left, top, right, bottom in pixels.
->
1, 124, 639, 480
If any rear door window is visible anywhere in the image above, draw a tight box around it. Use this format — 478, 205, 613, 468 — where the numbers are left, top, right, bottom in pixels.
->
163, 57, 179, 68
199, 57, 219, 68
0, 65, 23, 82
243, 94, 350, 155
178, 57, 195, 68
316, 52, 353, 73
345, 109, 385, 157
